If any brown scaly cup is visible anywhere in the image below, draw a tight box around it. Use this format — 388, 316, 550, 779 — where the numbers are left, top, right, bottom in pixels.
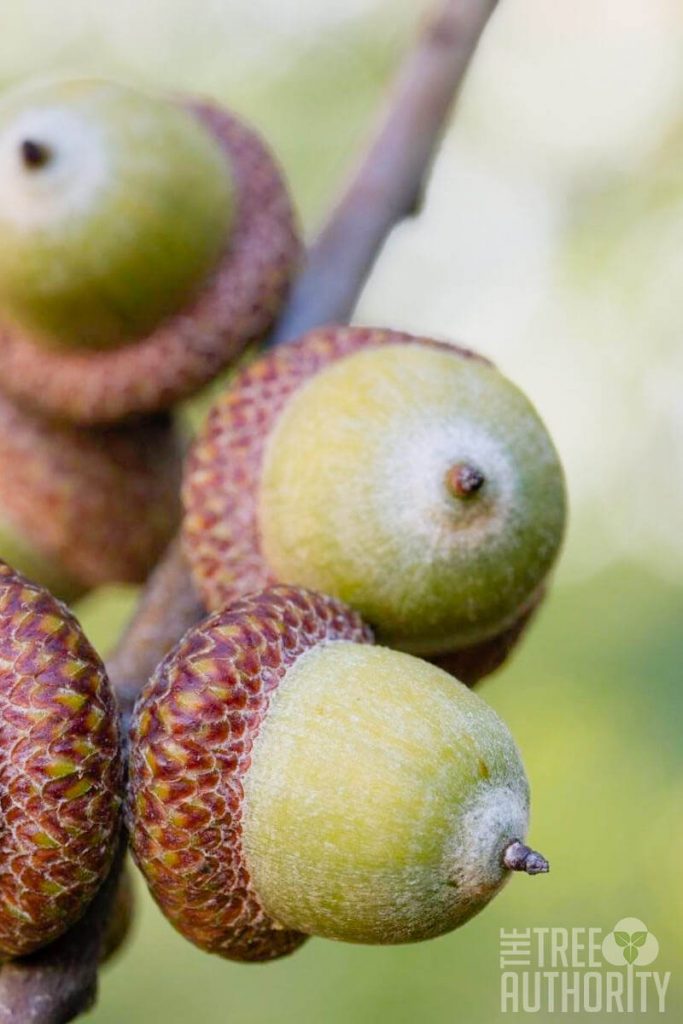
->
128, 585, 546, 960
183, 327, 566, 684
0, 561, 122, 958
0, 393, 183, 600
0, 82, 300, 425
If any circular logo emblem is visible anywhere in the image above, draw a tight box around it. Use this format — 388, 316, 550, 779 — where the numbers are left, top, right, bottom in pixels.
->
602, 918, 659, 967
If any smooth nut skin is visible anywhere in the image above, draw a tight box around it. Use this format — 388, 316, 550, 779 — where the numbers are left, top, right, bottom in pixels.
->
183, 326, 565, 681
0, 100, 300, 425
0, 562, 122, 958
127, 586, 372, 962
0, 392, 182, 595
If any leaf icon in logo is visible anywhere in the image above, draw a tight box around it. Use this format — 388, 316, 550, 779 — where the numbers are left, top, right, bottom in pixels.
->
624, 944, 639, 965
602, 918, 660, 967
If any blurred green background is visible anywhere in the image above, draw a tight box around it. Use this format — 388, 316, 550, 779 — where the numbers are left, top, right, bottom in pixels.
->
2, 0, 682, 1020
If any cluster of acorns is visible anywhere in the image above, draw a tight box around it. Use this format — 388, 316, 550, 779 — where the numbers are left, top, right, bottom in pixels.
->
0, 78, 566, 968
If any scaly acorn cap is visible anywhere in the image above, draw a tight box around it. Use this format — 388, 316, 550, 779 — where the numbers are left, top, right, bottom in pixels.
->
0, 392, 182, 597
183, 326, 566, 682
128, 585, 546, 959
0, 86, 300, 425
0, 561, 122, 958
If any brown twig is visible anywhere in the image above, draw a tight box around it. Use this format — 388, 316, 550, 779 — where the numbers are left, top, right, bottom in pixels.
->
271, 0, 499, 343
0, 2, 499, 1020
106, 539, 204, 729
0, 836, 127, 1024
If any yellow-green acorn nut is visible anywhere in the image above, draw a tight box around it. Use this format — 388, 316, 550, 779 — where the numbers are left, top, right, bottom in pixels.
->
184, 327, 566, 671
128, 586, 547, 960
0, 78, 300, 424
0, 77, 232, 350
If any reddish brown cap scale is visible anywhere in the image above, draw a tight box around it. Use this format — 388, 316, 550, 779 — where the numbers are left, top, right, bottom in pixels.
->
0, 393, 182, 591
127, 585, 372, 962
0, 562, 122, 957
0, 102, 301, 425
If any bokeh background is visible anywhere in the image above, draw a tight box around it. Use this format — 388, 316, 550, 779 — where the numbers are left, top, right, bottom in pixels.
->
2, 1, 681, 1020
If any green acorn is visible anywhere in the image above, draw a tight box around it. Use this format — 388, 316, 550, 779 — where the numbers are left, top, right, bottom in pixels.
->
128, 586, 547, 962
183, 327, 566, 680
0, 78, 300, 423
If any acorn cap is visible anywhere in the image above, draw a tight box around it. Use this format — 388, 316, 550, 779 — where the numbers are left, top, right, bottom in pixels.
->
0, 392, 182, 595
0, 101, 300, 425
128, 585, 372, 962
0, 561, 122, 957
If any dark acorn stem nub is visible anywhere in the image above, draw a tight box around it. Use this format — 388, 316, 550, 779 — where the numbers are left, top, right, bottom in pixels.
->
503, 840, 549, 875
20, 139, 52, 170
445, 462, 485, 499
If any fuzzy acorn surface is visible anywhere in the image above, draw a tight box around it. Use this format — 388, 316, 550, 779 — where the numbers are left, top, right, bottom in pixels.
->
0, 561, 122, 958
184, 327, 566, 673
128, 585, 546, 961
0, 78, 300, 424
0, 393, 182, 598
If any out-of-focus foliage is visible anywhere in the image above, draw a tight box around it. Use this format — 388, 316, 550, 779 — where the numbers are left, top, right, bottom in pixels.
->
1, 0, 679, 1020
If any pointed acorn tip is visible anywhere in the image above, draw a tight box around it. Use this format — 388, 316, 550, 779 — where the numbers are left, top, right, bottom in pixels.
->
445, 462, 485, 499
503, 840, 549, 876
20, 139, 52, 169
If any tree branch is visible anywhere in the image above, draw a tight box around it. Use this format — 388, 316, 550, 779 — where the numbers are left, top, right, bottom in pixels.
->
0, 837, 126, 1024
107, 539, 204, 729
0, 2, 500, 1019
271, 0, 498, 344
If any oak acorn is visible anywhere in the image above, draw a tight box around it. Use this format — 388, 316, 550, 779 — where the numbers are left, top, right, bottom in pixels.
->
128, 585, 547, 962
0, 78, 300, 424
183, 326, 566, 681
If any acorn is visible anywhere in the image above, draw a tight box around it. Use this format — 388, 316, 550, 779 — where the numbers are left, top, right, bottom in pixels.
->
0, 561, 122, 958
183, 327, 566, 680
0, 77, 300, 424
128, 585, 547, 962
0, 392, 182, 600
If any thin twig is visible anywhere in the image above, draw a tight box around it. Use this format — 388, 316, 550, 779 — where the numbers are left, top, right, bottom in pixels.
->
0, 2, 499, 1020
271, 0, 498, 344
0, 837, 127, 1024
107, 539, 204, 729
